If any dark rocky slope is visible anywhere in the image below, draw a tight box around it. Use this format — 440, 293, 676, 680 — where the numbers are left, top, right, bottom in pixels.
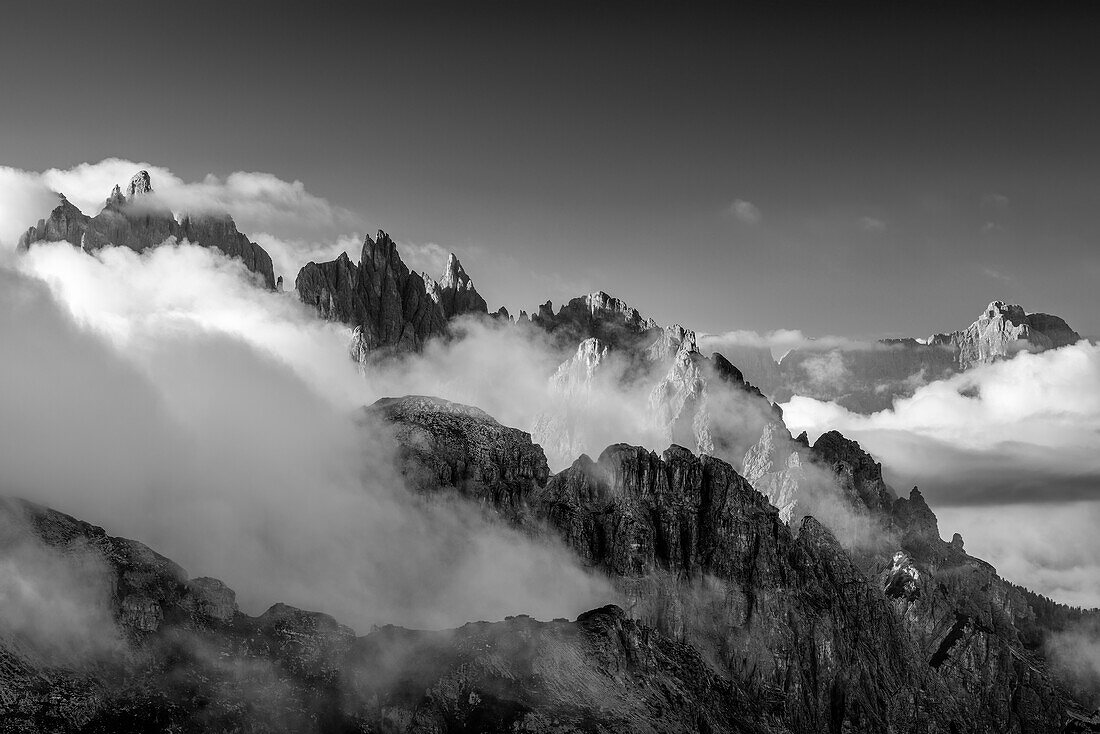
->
372, 394, 1089, 733
296, 234, 488, 357
0, 497, 763, 734
19, 170, 276, 288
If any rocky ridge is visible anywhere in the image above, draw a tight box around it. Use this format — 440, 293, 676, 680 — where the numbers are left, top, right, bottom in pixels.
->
296, 233, 488, 357
19, 171, 276, 288
371, 394, 1087, 733
0, 496, 756, 734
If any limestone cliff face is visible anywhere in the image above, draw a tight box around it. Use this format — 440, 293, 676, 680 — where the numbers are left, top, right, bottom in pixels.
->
18, 171, 276, 288
742, 421, 807, 522
297, 237, 488, 357
931, 300, 1082, 369
531, 338, 612, 466
647, 335, 780, 466
430, 252, 488, 319
532, 291, 660, 352
0, 497, 740, 734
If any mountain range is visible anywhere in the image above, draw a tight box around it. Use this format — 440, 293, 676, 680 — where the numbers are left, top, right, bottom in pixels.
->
8, 170, 1098, 733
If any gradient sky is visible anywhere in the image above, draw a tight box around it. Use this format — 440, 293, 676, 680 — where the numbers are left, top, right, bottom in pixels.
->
2, 2, 1098, 338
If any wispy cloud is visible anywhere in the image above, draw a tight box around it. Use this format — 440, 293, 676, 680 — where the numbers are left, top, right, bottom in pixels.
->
980, 266, 1013, 284
858, 216, 886, 232
981, 192, 1010, 210
728, 199, 761, 225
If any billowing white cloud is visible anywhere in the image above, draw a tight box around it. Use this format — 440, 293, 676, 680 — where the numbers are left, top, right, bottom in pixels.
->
4, 242, 612, 631
729, 199, 761, 225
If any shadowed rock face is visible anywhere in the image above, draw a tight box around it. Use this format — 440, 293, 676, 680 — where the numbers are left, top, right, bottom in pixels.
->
297, 235, 487, 357
369, 396, 1081, 733
365, 395, 550, 510
0, 497, 753, 734
532, 291, 661, 352
18, 171, 276, 288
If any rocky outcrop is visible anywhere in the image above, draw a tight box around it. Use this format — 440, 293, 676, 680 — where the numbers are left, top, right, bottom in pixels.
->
365, 395, 550, 510
18, 170, 276, 288
742, 421, 808, 522
297, 232, 447, 355
648, 335, 780, 466
531, 338, 612, 467
531, 291, 660, 352
297, 236, 491, 356
428, 252, 488, 318
369, 396, 1083, 732
931, 300, 1082, 369
0, 496, 756, 734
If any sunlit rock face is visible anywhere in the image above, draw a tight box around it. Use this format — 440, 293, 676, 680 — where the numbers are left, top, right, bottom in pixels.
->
930, 299, 1081, 369
429, 252, 488, 318
740, 301, 1083, 413
742, 421, 807, 522
18, 170, 276, 288
647, 335, 780, 467
531, 338, 612, 467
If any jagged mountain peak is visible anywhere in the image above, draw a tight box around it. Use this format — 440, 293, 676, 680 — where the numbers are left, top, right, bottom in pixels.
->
106, 183, 126, 208
126, 169, 153, 198
16, 173, 275, 288
439, 252, 468, 288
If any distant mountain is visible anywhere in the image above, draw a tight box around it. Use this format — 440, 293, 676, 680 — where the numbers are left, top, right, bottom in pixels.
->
18, 170, 276, 289
746, 300, 1082, 412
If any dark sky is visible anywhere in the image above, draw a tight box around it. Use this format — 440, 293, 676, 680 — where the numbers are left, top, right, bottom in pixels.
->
3, 2, 1098, 338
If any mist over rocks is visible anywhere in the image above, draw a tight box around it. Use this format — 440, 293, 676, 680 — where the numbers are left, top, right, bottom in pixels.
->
18, 169, 276, 288
703, 299, 1084, 413
366, 393, 1086, 732
4, 163, 1099, 730
0, 494, 744, 733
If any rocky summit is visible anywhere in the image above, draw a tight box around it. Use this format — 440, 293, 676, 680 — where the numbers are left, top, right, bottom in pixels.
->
18, 170, 276, 288
296, 233, 487, 357
727, 300, 1084, 413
